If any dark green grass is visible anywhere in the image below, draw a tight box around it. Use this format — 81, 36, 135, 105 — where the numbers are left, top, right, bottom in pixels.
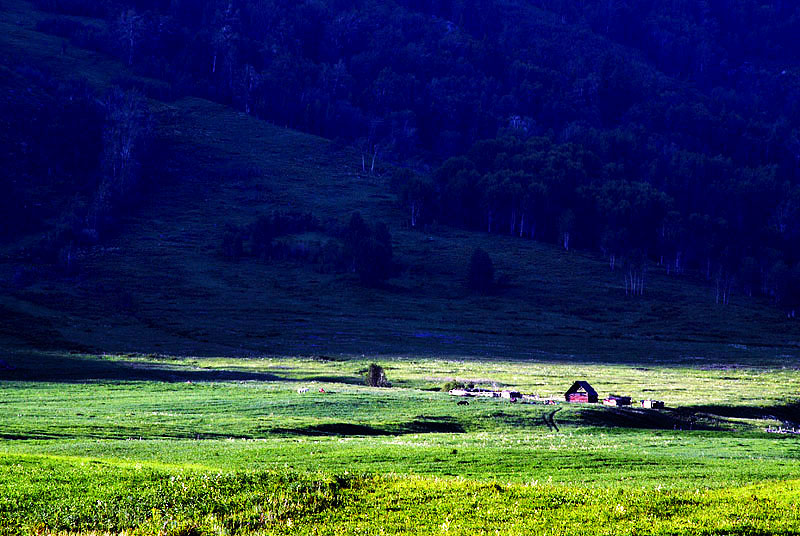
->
0, 455, 350, 535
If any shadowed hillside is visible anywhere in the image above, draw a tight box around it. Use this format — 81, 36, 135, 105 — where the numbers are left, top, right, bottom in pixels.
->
1, 0, 800, 365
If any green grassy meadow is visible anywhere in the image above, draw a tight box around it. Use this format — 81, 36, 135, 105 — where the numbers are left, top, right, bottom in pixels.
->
1, 354, 800, 534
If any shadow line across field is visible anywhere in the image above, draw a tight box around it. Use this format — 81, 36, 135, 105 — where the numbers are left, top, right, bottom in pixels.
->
682, 402, 800, 427
273, 416, 465, 437
0, 354, 292, 383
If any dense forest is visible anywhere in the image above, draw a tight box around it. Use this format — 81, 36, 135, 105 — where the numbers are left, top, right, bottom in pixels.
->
6, 0, 800, 312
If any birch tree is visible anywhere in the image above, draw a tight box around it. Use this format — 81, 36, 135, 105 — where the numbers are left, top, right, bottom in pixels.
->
117, 9, 143, 66
623, 251, 646, 297
211, 1, 240, 91
88, 88, 151, 234
559, 209, 575, 250
520, 181, 547, 239
240, 64, 260, 115
714, 267, 734, 305
402, 176, 435, 228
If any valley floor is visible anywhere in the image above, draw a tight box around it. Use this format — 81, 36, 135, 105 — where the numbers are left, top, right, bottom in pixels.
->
1, 353, 799, 534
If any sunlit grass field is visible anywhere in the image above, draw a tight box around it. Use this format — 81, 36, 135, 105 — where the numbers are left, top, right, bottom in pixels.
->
1, 353, 799, 534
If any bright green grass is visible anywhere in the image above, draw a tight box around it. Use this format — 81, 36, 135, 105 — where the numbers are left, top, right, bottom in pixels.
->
0, 452, 793, 535
1, 355, 800, 533
6, 431, 800, 489
2, 447, 800, 535
4, 351, 800, 406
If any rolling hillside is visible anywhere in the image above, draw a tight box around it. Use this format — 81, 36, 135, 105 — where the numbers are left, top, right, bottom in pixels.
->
1, 0, 799, 366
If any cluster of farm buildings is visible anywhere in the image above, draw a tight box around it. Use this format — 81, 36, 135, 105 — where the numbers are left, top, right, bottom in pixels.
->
449, 380, 664, 409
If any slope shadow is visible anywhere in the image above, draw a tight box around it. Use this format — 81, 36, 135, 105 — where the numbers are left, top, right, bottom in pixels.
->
490, 410, 550, 429
563, 401, 800, 431
0, 354, 290, 383
574, 406, 695, 430
0, 306, 93, 353
272, 423, 392, 436
273, 417, 464, 437
402, 416, 464, 434
296, 375, 365, 386
682, 402, 800, 426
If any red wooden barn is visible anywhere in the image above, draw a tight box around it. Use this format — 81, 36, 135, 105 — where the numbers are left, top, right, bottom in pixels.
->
565, 381, 598, 403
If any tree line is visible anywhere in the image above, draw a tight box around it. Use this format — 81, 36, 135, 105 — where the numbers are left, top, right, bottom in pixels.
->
1, 62, 153, 272
398, 133, 800, 313
33, 0, 800, 168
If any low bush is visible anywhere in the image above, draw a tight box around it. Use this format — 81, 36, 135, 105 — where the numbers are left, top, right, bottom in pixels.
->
365, 363, 391, 387
441, 380, 465, 392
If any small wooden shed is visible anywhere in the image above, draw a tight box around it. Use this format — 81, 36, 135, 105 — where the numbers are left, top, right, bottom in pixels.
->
641, 399, 664, 409
602, 395, 632, 407
565, 381, 598, 403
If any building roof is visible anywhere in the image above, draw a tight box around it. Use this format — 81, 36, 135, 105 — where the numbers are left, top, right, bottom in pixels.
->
565, 381, 598, 397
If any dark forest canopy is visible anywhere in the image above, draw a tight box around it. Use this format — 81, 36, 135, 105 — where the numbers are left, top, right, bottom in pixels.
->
9, 0, 800, 311
31, 0, 800, 160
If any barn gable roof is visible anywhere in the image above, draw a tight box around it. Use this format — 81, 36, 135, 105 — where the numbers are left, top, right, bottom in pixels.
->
565, 381, 597, 397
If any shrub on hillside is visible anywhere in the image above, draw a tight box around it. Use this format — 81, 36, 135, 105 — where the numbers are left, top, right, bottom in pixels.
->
343, 213, 394, 286
249, 211, 319, 261
316, 239, 345, 274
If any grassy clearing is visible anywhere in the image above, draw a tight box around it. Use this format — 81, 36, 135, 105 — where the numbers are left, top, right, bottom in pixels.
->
1, 354, 800, 533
